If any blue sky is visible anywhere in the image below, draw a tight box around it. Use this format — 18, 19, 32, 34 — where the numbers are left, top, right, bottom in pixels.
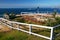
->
0, 0, 60, 8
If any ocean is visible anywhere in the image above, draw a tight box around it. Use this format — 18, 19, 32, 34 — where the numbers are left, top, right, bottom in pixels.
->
0, 8, 60, 17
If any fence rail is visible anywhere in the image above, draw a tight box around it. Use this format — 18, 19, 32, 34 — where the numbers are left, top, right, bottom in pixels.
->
0, 18, 60, 40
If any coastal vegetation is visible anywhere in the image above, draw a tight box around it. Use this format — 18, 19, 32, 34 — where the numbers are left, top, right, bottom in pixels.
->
0, 30, 48, 40
0, 29, 60, 40
45, 11, 60, 26
3, 11, 60, 26
1, 12, 60, 40
3, 12, 16, 20
9, 12, 16, 20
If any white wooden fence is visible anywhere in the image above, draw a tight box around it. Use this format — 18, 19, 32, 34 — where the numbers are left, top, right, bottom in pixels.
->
0, 18, 60, 40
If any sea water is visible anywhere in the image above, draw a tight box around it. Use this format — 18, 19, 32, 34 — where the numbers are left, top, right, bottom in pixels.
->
0, 8, 60, 17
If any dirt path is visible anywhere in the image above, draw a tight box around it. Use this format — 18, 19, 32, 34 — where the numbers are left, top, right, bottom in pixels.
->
0, 24, 12, 32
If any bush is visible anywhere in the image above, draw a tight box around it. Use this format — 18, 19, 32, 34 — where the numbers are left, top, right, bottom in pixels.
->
55, 17, 60, 24
9, 12, 16, 20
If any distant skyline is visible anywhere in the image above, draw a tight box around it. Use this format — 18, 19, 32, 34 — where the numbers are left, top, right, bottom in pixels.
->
0, 0, 60, 8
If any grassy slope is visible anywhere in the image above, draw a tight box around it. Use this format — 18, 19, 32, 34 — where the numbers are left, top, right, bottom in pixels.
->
0, 30, 60, 40
0, 30, 47, 40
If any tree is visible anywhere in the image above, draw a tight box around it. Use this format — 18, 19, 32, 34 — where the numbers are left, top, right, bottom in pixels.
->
9, 12, 16, 20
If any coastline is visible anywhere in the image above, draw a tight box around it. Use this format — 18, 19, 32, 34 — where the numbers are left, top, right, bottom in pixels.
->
16, 13, 60, 17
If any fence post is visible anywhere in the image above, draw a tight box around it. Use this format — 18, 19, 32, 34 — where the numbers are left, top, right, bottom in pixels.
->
11, 23, 13, 27
18, 24, 19, 28
29, 24, 32, 34
50, 28, 54, 40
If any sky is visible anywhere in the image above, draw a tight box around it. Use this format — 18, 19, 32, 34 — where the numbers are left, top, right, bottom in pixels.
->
0, 0, 60, 8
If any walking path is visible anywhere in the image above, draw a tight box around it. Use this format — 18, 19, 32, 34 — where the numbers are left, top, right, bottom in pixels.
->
0, 24, 11, 32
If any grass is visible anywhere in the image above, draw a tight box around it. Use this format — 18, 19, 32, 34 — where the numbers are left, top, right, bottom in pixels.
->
0, 30, 47, 40
0, 29, 60, 40
0, 19, 60, 40
0, 23, 60, 40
